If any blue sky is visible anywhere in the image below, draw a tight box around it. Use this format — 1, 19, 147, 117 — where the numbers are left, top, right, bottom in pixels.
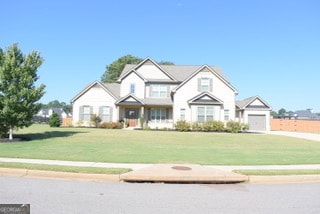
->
1, 0, 319, 112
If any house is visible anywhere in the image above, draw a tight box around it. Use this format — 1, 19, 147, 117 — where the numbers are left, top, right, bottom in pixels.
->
71, 57, 272, 131
37, 108, 69, 118
293, 110, 320, 120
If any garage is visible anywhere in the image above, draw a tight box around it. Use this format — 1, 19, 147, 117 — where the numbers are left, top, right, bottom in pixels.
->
248, 114, 266, 131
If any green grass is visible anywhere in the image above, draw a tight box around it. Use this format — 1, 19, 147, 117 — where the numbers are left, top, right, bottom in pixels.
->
0, 124, 320, 165
0, 162, 130, 174
233, 169, 320, 176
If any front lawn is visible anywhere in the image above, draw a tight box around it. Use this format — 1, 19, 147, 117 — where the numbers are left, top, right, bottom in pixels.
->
0, 124, 319, 165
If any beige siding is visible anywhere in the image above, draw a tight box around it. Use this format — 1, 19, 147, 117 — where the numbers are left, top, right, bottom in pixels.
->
251, 99, 265, 106
173, 70, 236, 123
120, 72, 145, 98
72, 84, 117, 126
136, 64, 170, 80
242, 110, 271, 131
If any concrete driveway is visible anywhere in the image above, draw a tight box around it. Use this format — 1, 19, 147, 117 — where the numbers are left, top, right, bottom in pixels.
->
268, 131, 320, 142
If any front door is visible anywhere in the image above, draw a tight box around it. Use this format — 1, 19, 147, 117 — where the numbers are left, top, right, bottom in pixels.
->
125, 108, 139, 127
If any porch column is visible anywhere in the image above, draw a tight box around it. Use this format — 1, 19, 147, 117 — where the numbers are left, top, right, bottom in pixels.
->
140, 106, 145, 127
140, 106, 144, 117
115, 106, 119, 121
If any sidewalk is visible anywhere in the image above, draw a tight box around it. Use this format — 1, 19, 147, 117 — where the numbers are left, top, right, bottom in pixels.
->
1, 157, 320, 184
1, 157, 320, 171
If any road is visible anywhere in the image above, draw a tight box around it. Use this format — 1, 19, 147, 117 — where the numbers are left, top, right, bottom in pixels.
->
0, 176, 319, 214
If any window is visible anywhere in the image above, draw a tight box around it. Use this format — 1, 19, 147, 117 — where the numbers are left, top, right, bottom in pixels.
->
197, 106, 214, 122
224, 109, 229, 121
100, 106, 112, 121
150, 84, 167, 97
130, 84, 135, 94
180, 108, 186, 120
198, 78, 213, 92
80, 106, 91, 121
150, 108, 167, 123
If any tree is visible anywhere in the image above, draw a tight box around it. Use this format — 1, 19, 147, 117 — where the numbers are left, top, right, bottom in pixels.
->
49, 112, 61, 127
101, 55, 143, 83
158, 61, 174, 65
43, 100, 72, 114
101, 55, 175, 83
270, 111, 278, 117
278, 108, 286, 115
0, 44, 46, 139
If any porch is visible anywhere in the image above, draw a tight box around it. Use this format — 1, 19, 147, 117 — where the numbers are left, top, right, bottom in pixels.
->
117, 106, 174, 129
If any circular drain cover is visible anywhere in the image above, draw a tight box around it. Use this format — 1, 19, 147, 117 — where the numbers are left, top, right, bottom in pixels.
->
172, 166, 192, 171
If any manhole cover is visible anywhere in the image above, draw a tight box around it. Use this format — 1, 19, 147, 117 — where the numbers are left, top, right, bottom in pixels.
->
172, 166, 192, 171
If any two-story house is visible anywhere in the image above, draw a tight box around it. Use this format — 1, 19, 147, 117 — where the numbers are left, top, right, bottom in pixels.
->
71, 57, 271, 131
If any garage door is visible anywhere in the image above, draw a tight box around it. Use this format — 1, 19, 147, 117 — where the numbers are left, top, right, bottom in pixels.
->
248, 115, 266, 131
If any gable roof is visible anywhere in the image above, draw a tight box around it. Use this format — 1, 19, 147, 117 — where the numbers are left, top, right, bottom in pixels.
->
71, 81, 120, 103
161, 65, 228, 82
102, 82, 120, 98
188, 92, 224, 105
236, 96, 271, 110
115, 94, 144, 106
115, 94, 173, 106
121, 63, 229, 83
118, 57, 177, 82
171, 65, 238, 94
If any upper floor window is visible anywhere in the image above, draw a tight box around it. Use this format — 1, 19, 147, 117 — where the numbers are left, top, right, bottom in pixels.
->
198, 78, 213, 92
130, 84, 135, 94
150, 84, 168, 98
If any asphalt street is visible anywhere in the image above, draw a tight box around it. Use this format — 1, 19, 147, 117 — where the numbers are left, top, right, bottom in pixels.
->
1, 176, 319, 214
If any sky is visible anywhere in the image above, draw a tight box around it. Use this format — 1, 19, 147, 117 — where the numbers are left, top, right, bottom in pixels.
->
1, 0, 319, 112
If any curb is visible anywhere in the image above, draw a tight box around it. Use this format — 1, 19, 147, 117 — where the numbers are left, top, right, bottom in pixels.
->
0, 168, 120, 182
1, 168, 320, 184
248, 175, 320, 184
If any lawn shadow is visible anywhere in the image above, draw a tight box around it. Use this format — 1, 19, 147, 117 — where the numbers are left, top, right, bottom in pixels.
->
14, 130, 86, 141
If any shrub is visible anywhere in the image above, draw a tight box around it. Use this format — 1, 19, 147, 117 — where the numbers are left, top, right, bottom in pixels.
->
143, 125, 151, 131
202, 121, 225, 132
99, 122, 123, 129
191, 122, 202, 131
212, 121, 225, 132
175, 120, 191, 132
90, 114, 101, 128
76, 121, 83, 127
49, 112, 61, 127
226, 121, 243, 133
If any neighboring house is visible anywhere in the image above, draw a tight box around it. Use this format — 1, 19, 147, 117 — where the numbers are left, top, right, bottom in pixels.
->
36, 108, 69, 119
71, 57, 272, 131
293, 110, 320, 120
277, 110, 320, 120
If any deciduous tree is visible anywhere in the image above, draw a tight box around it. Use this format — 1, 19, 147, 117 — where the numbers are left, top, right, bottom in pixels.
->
101, 55, 143, 83
101, 55, 175, 83
0, 44, 46, 139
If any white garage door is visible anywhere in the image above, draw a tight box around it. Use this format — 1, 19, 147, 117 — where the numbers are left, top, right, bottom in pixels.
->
248, 115, 266, 131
